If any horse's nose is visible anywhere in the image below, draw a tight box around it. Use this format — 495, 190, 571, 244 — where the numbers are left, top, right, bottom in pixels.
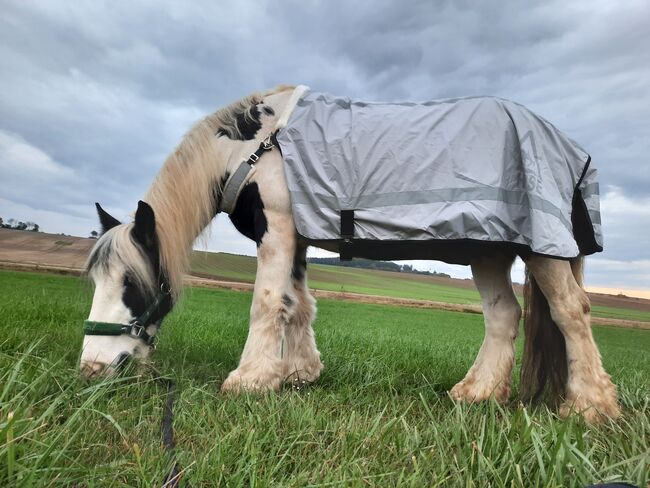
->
80, 361, 108, 379
80, 353, 131, 379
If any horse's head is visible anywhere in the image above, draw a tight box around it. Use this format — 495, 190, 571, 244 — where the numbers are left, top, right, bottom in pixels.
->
80, 201, 172, 379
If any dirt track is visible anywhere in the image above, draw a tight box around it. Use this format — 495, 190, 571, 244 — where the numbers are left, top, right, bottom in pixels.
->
1, 229, 648, 330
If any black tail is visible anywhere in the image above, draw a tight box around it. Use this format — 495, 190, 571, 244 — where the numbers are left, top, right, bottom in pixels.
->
519, 258, 581, 404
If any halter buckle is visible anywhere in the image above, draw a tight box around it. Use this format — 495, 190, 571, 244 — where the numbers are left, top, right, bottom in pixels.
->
130, 323, 145, 339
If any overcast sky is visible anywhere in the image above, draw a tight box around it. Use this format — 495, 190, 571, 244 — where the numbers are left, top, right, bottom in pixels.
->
1, 0, 649, 291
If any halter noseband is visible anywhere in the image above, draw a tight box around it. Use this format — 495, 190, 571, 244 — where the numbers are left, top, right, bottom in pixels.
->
83, 283, 172, 347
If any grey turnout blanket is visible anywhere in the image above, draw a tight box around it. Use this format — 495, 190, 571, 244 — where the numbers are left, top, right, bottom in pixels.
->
275, 87, 602, 263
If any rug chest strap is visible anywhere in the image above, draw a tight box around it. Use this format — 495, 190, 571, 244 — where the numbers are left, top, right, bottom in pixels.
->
219, 133, 277, 214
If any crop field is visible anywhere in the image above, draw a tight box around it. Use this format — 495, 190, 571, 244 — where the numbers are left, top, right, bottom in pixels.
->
1, 270, 649, 486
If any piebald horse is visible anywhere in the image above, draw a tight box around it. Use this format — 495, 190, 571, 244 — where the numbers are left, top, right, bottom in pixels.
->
81, 86, 619, 423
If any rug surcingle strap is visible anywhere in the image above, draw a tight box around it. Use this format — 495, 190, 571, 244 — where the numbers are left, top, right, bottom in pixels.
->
340, 209, 355, 261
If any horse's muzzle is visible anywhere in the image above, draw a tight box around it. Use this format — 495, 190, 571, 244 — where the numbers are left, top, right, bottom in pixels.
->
80, 352, 132, 379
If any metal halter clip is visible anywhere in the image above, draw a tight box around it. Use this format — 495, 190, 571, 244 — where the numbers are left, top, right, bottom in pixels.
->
130, 323, 145, 338
160, 282, 172, 295
261, 134, 275, 150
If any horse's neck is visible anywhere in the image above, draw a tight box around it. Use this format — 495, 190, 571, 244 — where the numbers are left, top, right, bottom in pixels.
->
144, 87, 297, 294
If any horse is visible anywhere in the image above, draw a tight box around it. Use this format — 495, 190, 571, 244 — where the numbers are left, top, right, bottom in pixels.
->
81, 85, 619, 423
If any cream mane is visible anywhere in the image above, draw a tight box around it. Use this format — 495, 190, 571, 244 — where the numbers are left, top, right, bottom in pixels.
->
144, 85, 295, 298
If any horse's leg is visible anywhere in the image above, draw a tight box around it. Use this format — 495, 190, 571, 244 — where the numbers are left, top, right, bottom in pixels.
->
221, 210, 297, 392
524, 256, 619, 421
450, 254, 521, 403
282, 244, 324, 384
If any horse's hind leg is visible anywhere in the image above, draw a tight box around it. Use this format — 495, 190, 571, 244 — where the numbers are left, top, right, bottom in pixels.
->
282, 244, 324, 384
450, 254, 521, 403
525, 256, 619, 421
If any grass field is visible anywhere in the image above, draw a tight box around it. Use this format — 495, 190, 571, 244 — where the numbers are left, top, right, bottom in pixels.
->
1, 270, 649, 486
191, 251, 650, 323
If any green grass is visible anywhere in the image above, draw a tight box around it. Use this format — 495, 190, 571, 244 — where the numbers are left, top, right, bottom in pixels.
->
190, 252, 650, 322
1, 270, 649, 487
590, 305, 650, 323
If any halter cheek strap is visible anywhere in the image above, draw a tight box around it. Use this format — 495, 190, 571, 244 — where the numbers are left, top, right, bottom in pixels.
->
83, 284, 172, 348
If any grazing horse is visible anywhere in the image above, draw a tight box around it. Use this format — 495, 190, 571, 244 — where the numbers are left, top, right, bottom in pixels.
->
81, 85, 619, 422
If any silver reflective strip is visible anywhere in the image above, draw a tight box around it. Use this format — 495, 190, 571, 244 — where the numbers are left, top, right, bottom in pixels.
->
581, 182, 599, 199
220, 162, 253, 214
289, 186, 573, 229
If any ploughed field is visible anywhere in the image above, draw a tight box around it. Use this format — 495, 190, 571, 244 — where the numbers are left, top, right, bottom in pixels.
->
1, 270, 648, 486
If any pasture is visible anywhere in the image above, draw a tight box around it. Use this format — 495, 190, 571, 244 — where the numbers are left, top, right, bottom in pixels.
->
1, 270, 648, 486
191, 251, 650, 324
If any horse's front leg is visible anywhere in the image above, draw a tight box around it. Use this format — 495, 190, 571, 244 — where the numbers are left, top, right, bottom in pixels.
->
221, 210, 296, 392
282, 244, 324, 384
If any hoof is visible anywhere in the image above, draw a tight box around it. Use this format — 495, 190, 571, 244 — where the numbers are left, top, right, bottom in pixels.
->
221, 369, 282, 393
559, 395, 621, 423
283, 359, 324, 384
450, 378, 510, 404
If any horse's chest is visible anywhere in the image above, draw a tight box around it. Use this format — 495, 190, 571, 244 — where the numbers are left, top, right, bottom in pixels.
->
228, 183, 268, 246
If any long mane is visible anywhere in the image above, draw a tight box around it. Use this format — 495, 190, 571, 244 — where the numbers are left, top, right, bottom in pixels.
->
144, 85, 294, 299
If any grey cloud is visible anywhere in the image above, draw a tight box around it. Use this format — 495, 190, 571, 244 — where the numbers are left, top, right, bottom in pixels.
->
0, 0, 648, 287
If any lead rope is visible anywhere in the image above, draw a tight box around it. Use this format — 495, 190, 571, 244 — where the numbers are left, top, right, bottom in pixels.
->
160, 378, 181, 487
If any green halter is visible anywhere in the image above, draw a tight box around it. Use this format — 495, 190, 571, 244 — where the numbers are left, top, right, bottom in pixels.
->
83, 283, 171, 347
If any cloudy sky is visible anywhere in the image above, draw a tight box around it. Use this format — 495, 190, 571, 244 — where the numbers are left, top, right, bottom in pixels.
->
1, 1, 649, 293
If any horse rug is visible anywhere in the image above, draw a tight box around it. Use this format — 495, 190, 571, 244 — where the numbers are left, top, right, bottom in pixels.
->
274, 86, 602, 264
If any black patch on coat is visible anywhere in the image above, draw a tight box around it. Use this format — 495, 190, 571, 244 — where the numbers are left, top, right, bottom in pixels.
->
122, 273, 148, 317
229, 183, 268, 246
216, 105, 262, 141
125, 212, 173, 322
122, 270, 172, 324
121, 242, 173, 323
292, 249, 307, 282
282, 294, 294, 307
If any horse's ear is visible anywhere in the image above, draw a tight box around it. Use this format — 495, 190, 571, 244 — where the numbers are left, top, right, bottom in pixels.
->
133, 200, 156, 249
95, 203, 121, 233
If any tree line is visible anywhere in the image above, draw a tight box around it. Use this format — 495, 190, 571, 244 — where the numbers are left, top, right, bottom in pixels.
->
0, 217, 40, 232
307, 257, 451, 277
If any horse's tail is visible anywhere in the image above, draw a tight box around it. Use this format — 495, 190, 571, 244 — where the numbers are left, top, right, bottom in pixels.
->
519, 256, 583, 403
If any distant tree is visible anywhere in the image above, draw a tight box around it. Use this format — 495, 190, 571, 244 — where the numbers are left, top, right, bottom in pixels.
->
1, 218, 41, 231
90, 230, 98, 239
